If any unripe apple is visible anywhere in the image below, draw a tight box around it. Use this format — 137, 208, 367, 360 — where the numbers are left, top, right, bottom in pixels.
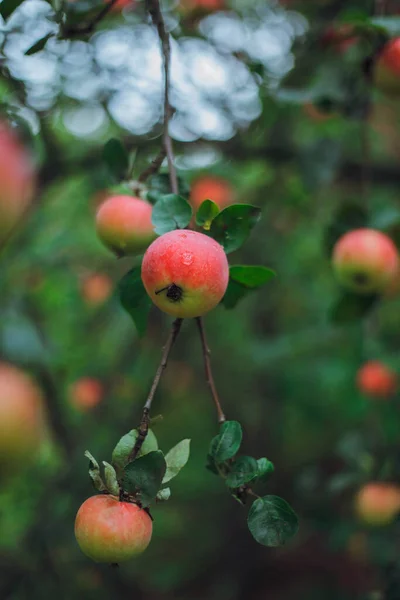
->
96, 195, 156, 256
190, 175, 234, 212
374, 38, 400, 98
75, 495, 152, 563
0, 362, 45, 475
355, 482, 400, 526
81, 273, 113, 307
68, 378, 104, 411
332, 229, 399, 294
0, 121, 36, 244
356, 361, 397, 398
141, 229, 229, 318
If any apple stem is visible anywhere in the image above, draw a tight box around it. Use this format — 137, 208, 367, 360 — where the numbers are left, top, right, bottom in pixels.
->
129, 318, 183, 462
196, 317, 226, 424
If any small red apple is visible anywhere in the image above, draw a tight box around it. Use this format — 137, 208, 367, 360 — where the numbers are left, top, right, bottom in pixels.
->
75, 495, 152, 563
141, 229, 229, 318
374, 38, 400, 98
356, 361, 397, 398
190, 175, 234, 212
355, 482, 400, 526
81, 273, 113, 307
0, 362, 45, 475
332, 229, 399, 294
0, 121, 36, 244
68, 378, 103, 411
96, 195, 156, 256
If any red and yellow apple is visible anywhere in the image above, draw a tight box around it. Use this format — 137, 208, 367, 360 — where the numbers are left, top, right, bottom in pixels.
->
75, 495, 152, 563
0, 121, 36, 244
68, 378, 104, 411
374, 38, 400, 98
190, 175, 234, 212
81, 273, 113, 307
141, 229, 229, 318
0, 362, 45, 475
332, 229, 399, 294
96, 195, 156, 256
355, 482, 400, 526
356, 361, 397, 398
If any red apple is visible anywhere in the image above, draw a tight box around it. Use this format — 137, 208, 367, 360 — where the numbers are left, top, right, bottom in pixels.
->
75, 495, 152, 563
96, 195, 156, 256
374, 38, 400, 98
0, 121, 36, 244
190, 176, 234, 212
0, 362, 45, 475
141, 229, 229, 318
321, 25, 358, 54
356, 361, 397, 398
355, 482, 400, 526
332, 229, 399, 294
81, 273, 113, 307
68, 378, 103, 411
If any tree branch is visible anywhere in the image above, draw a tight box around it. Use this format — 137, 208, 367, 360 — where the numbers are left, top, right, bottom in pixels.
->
62, 0, 121, 37
138, 147, 167, 183
129, 318, 183, 461
196, 317, 226, 424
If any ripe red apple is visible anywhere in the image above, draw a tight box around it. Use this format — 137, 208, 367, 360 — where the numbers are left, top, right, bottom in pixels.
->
190, 175, 234, 212
141, 229, 229, 318
0, 121, 36, 244
75, 495, 152, 563
0, 362, 45, 475
356, 361, 397, 398
81, 273, 113, 307
332, 229, 399, 294
374, 38, 400, 98
96, 195, 156, 256
68, 378, 104, 411
355, 482, 400, 526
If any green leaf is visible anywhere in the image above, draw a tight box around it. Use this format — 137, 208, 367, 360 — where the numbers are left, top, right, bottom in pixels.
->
324, 203, 368, 256
102, 461, 120, 496
162, 439, 191, 484
196, 200, 220, 228
102, 138, 129, 181
118, 266, 152, 337
112, 429, 158, 477
84, 450, 107, 492
221, 279, 249, 309
0, 0, 24, 19
330, 292, 379, 324
209, 421, 242, 463
247, 495, 299, 547
24, 34, 54, 56
256, 458, 275, 484
147, 173, 190, 203
205, 454, 219, 475
225, 456, 258, 488
208, 204, 261, 254
151, 194, 192, 235
222, 266, 275, 309
121, 451, 166, 507
156, 487, 171, 501
370, 16, 400, 35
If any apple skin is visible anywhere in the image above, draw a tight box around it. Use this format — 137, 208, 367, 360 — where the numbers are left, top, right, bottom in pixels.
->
0, 121, 36, 243
75, 495, 152, 563
190, 176, 234, 212
355, 483, 400, 526
141, 229, 229, 318
332, 229, 399, 294
356, 361, 397, 398
81, 273, 113, 307
374, 38, 400, 98
68, 378, 104, 411
96, 195, 156, 256
0, 362, 45, 475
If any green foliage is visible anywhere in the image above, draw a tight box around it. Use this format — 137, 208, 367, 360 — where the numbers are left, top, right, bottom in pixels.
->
146, 173, 190, 203
151, 194, 193, 235
223, 265, 276, 309
84, 451, 107, 492
330, 292, 379, 324
102, 461, 120, 496
325, 203, 368, 256
208, 204, 261, 253
162, 439, 191, 484
256, 458, 275, 484
112, 429, 159, 477
118, 266, 152, 337
24, 34, 54, 56
247, 496, 299, 547
0, 0, 24, 19
209, 421, 243, 463
195, 200, 220, 228
122, 450, 167, 507
102, 138, 129, 181
225, 456, 258, 488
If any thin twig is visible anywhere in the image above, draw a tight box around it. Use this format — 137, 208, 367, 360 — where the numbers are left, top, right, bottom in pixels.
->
146, 0, 179, 195
196, 317, 226, 424
129, 318, 183, 461
138, 147, 167, 183
62, 0, 120, 37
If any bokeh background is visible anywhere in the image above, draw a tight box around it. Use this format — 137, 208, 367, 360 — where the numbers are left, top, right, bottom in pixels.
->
1, 0, 400, 598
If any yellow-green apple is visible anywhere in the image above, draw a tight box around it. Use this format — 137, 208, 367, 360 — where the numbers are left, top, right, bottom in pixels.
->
355, 482, 400, 526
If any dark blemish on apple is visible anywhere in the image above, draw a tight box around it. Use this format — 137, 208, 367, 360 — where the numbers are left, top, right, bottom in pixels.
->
155, 283, 183, 303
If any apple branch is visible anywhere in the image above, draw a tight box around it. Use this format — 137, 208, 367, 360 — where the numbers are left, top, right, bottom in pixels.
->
196, 317, 226, 424
129, 318, 183, 461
